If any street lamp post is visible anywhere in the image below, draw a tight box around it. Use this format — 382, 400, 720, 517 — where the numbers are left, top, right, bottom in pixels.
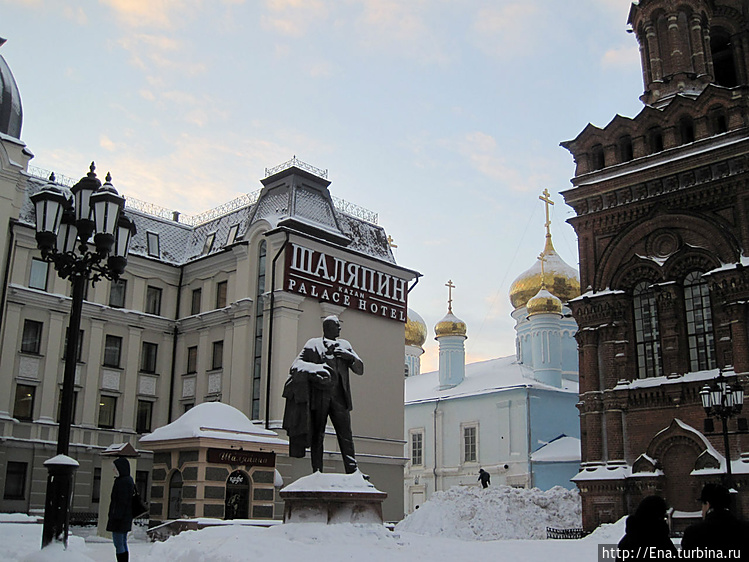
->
699, 367, 745, 486
31, 164, 136, 549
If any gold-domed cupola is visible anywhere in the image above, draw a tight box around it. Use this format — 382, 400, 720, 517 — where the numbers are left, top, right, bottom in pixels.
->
435, 280, 467, 339
527, 287, 563, 316
509, 189, 580, 310
406, 308, 428, 348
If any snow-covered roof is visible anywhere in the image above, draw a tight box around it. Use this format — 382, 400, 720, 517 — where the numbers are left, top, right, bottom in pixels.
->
572, 464, 632, 482
613, 368, 720, 390
531, 436, 581, 463
405, 355, 578, 404
140, 402, 288, 446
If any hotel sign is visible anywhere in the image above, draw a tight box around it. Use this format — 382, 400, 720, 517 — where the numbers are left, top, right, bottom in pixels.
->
284, 243, 408, 322
206, 448, 276, 467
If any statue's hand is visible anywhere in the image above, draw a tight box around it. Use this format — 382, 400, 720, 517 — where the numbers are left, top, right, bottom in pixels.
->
310, 364, 334, 388
333, 346, 355, 363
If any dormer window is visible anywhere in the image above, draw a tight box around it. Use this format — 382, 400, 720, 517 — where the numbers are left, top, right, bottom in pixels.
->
227, 224, 239, 246
147, 232, 160, 258
203, 232, 216, 254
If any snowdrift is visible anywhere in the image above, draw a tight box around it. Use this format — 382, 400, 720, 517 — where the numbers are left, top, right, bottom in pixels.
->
395, 484, 582, 540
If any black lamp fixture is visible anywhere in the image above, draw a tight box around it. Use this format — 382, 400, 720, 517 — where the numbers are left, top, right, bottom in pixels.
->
700, 366, 744, 484
31, 163, 136, 549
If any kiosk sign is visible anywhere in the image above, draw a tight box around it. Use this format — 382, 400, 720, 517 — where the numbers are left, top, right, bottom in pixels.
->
284, 243, 408, 322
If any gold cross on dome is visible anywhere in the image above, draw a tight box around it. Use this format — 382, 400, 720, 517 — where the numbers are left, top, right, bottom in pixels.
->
538, 252, 547, 289
387, 235, 398, 249
539, 188, 555, 237
446, 279, 455, 313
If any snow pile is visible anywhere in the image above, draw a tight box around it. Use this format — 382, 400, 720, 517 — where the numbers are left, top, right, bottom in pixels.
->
395, 485, 582, 540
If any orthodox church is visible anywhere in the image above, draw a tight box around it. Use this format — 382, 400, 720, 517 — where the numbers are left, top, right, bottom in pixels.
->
403, 193, 581, 513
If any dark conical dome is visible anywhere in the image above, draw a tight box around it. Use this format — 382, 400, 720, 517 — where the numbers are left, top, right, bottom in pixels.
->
0, 39, 23, 139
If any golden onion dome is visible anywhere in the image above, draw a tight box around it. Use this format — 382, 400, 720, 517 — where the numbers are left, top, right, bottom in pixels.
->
435, 311, 467, 339
509, 235, 580, 310
527, 288, 563, 316
405, 308, 428, 348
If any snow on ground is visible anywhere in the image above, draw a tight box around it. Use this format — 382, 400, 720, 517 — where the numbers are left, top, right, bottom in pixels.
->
396, 484, 582, 540
0, 484, 618, 562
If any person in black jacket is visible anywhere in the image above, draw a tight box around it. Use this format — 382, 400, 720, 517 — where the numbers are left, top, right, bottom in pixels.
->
682, 483, 749, 561
616, 495, 677, 561
106, 456, 134, 562
478, 468, 491, 488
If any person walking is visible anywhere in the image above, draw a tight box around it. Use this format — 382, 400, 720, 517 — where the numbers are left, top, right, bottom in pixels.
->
682, 483, 749, 561
616, 495, 677, 561
478, 468, 490, 488
106, 456, 135, 562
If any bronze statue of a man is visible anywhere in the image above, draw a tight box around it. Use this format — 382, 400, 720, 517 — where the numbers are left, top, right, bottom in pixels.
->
282, 315, 364, 474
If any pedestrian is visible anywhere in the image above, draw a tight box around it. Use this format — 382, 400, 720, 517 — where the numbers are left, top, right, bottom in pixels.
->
616, 495, 677, 561
106, 456, 135, 562
682, 483, 749, 560
478, 468, 490, 488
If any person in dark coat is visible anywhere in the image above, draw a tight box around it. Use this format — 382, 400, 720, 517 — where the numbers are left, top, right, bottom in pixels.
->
478, 468, 490, 488
616, 495, 677, 561
282, 315, 364, 474
682, 483, 749, 561
106, 456, 135, 562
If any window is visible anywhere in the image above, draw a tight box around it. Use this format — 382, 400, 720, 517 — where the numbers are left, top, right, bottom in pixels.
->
212, 340, 224, 370
633, 281, 662, 378
136, 400, 154, 433
109, 279, 127, 308
147, 232, 160, 258
168, 471, 183, 519
140, 342, 158, 373
463, 425, 478, 463
56, 390, 78, 424
145, 286, 163, 315
183, 402, 194, 413
216, 281, 228, 309
711, 29, 738, 87
21, 320, 43, 354
13, 384, 35, 420
92, 467, 101, 503
3, 461, 27, 500
136, 470, 149, 502
648, 127, 664, 154
203, 232, 216, 254
618, 135, 634, 162
590, 144, 605, 170
678, 117, 695, 145
684, 271, 717, 372
191, 288, 202, 315
252, 240, 267, 419
98, 395, 117, 428
227, 224, 240, 245
411, 431, 424, 466
63, 328, 84, 362
187, 346, 198, 374
29, 258, 48, 290
103, 335, 123, 368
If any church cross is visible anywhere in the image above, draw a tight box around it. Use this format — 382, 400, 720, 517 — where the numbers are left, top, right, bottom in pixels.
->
387, 235, 398, 249
538, 252, 547, 289
446, 280, 455, 313
539, 188, 555, 237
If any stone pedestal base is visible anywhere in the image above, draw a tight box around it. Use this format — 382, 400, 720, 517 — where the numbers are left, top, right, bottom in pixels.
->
280, 472, 387, 525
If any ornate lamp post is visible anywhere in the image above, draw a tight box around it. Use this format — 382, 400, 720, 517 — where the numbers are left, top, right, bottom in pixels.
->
699, 367, 744, 485
31, 164, 136, 548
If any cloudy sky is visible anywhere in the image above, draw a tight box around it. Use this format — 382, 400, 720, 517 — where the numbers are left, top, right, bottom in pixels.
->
2, 0, 645, 372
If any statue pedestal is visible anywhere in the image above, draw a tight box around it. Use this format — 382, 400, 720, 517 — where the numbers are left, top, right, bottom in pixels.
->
280, 472, 387, 525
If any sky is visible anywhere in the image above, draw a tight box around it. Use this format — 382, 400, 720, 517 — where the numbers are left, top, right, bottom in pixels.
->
1, 0, 646, 372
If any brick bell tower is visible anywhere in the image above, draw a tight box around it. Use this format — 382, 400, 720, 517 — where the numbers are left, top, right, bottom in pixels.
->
561, 0, 749, 532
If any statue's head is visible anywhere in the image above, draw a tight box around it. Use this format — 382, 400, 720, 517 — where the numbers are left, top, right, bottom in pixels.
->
322, 315, 341, 339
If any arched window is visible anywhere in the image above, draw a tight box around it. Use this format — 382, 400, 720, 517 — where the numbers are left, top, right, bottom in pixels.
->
678, 117, 695, 145
633, 281, 662, 378
618, 135, 634, 162
683, 271, 716, 371
709, 106, 728, 134
168, 470, 183, 520
647, 127, 664, 154
711, 29, 738, 87
591, 144, 605, 170
252, 240, 267, 419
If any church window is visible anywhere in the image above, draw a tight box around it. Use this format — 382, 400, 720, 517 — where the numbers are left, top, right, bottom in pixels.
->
462, 423, 478, 463
633, 281, 662, 378
709, 106, 728, 134
618, 135, 634, 162
251, 240, 267, 419
710, 29, 738, 88
647, 127, 664, 154
678, 117, 695, 145
590, 144, 605, 170
410, 430, 423, 466
684, 271, 716, 371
